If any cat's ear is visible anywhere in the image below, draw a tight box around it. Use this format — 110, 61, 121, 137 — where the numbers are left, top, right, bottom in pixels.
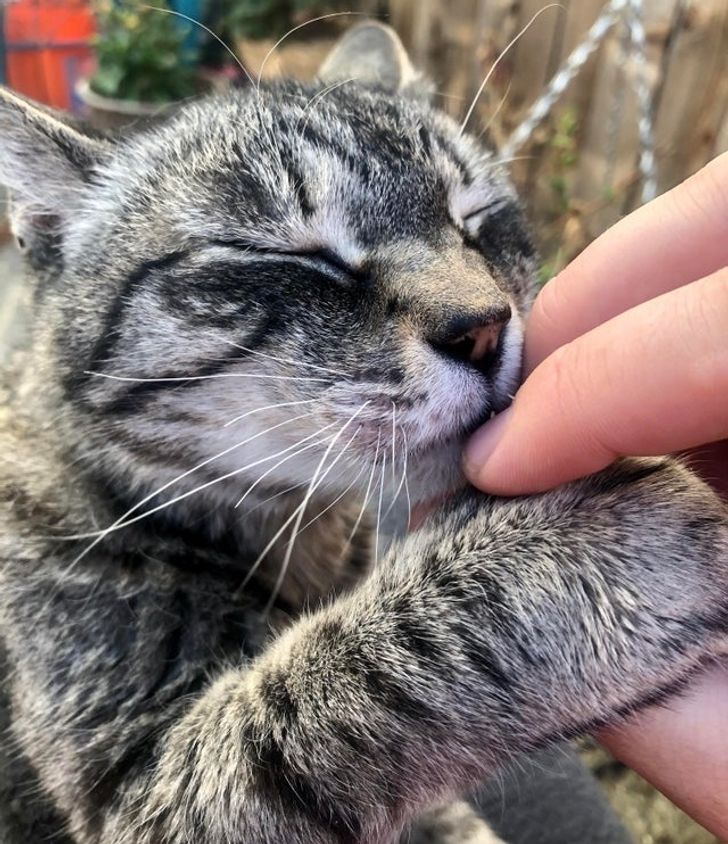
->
0, 86, 106, 246
318, 22, 424, 95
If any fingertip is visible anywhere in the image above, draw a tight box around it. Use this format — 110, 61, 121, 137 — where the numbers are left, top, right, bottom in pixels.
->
462, 408, 513, 491
463, 392, 604, 496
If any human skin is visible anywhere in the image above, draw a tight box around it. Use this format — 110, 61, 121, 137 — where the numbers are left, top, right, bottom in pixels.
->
463, 151, 728, 838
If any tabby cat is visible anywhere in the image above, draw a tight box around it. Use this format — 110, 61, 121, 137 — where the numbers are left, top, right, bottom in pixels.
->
0, 21, 727, 844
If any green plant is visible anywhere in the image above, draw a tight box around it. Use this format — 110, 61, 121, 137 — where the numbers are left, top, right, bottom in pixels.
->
548, 107, 579, 215
91, 1, 199, 103
225, 0, 344, 41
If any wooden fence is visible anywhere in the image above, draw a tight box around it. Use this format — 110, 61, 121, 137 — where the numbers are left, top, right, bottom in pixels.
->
383, 0, 728, 266
243, 0, 728, 267
3, 2, 727, 265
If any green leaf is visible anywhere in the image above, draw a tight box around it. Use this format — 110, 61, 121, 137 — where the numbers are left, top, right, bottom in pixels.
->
91, 0, 200, 102
90, 64, 126, 97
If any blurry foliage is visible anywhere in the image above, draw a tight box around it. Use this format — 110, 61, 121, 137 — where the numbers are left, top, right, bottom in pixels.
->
91, 1, 199, 102
224, 0, 346, 40
537, 255, 560, 287
534, 107, 581, 284
548, 107, 579, 215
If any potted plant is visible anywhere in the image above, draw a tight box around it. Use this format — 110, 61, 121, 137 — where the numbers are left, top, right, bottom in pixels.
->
78, 0, 204, 130
226, 0, 350, 82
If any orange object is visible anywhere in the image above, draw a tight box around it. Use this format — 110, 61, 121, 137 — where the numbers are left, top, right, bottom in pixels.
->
5, 1, 96, 110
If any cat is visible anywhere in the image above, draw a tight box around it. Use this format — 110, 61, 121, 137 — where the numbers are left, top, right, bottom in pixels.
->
0, 20, 727, 844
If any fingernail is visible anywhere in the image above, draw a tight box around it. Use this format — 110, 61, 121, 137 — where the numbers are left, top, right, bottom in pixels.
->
463, 407, 513, 482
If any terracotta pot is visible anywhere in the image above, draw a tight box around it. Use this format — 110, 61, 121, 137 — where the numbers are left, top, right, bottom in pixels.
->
76, 70, 233, 131
75, 78, 178, 131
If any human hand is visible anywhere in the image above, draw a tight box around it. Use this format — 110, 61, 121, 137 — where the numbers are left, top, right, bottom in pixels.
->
464, 151, 728, 497
463, 151, 728, 838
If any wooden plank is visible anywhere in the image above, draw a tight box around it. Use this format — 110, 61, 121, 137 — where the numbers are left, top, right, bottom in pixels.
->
380, 0, 727, 258
509, 1, 571, 196
466, 0, 518, 140
388, 0, 440, 66
507, 0, 565, 117
653, 0, 728, 190
716, 102, 728, 157
559, 0, 604, 59
387, 0, 416, 44
432, 0, 482, 119
236, 36, 337, 81
410, 0, 441, 68
573, 0, 679, 233
554, 0, 610, 117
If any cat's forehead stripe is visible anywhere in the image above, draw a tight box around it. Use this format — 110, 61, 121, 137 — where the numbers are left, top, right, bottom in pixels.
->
72, 83, 507, 267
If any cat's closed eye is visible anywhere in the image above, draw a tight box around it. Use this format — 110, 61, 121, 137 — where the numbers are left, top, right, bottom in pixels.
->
210, 238, 362, 286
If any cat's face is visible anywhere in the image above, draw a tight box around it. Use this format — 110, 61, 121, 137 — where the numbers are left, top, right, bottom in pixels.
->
0, 24, 536, 507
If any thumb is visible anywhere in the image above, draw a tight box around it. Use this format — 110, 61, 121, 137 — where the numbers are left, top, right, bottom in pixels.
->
463, 269, 728, 495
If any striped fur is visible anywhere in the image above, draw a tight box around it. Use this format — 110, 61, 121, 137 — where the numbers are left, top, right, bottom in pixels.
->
1, 22, 727, 844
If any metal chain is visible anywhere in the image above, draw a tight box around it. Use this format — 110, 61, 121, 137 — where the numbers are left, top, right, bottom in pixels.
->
624, 0, 658, 201
603, 21, 629, 192
502, 0, 658, 204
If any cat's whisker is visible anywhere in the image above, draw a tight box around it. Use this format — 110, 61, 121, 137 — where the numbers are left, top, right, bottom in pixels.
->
256, 12, 364, 91
38, 424, 340, 621
296, 77, 358, 139
59, 413, 328, 544
390, 402, 397, 486
459, 3, 563, 137
233, 435, 332, 509
265, 427, 361, 612
94, 424, 339, 539
383, 419, 409, 520
430, 90, 467, 102
478, 79, 513, 140
235, 403, 369, 604
375, 450, 388, 566
298, 459, 367, 535
339, 429, 381, 565
490, 155, 536, 169
246, 478, 316, 515
263, 405, 369, 612
223, 339, 349, 378
224, 398, 318, 428
402, 429, 412, 531
84, 371, 331, 385
140, 4, 256, 88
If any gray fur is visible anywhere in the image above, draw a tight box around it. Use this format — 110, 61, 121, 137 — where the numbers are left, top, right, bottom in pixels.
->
1, 21, 727, 844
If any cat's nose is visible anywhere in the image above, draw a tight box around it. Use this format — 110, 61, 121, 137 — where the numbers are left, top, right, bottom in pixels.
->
432, 304, 511, 373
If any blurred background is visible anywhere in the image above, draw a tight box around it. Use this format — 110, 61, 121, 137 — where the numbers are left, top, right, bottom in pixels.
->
1, 1, 727, 267
1, 2, 727, 841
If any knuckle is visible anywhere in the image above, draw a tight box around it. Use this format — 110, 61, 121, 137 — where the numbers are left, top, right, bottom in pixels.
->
543, 342, 588, 423
704, 265, 728, 293
689, 270, 728, 333
544, 340, 616, 460
531, 275, 570, 336
687, 271, 728, 397
674, 153, 728, 228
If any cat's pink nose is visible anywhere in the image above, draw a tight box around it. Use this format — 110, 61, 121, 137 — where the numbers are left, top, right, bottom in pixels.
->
461, 321, 506, 363
435, 304, 511, 373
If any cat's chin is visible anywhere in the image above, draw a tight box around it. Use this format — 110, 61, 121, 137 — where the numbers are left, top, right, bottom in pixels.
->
405, 438, 469, 508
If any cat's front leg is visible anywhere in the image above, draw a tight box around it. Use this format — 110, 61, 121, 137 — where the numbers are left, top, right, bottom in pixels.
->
128, 457, 728, 844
